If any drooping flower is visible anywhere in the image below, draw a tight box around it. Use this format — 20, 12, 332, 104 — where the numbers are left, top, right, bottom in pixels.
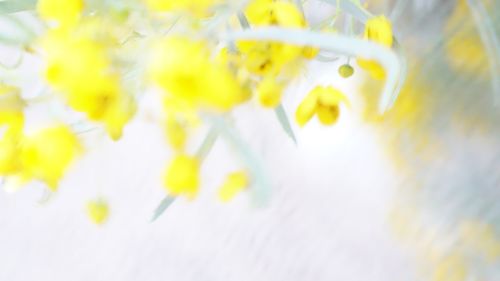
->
86, 199, 109, 225
218, 171, 249, 202
295, 86, 349, 127
20, 125, 82, 190
163, 154, 200, 199
357, 15, 393, 80
149, 36, 248, 111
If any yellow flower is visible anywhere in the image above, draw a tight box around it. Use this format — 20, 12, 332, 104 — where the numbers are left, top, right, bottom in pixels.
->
0, 84, 24, 132
238, 0, 306, 76
256, 77, 284, 108
357, 15, 393, 80
41, 29, 135, 140
295, 86, 349, 127
218, 171, 248, 202
163, 154, 200, 199
0, 129, 22, 176
149, 36, 246, 111
20, 125, 82, 190
86, 199, 109, 225
37, 0, 84, 26
144, 0, 219, 17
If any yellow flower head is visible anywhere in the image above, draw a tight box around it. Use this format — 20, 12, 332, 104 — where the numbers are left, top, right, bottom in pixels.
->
144, 0, 219, 17
86, 199, 109, 225
149, 36, 246, 111
218, 171, 249, 202
163, 154, 200, 199
20, 125, 82, 190
357, 15, 393, 80
37, 0, 84, 26
0, 129, 22, 176
295, 86, 349, 127
165, 116, 187, 152
238, 0, 306, 76
256, 77, 284, 108
41, 29, 135, 140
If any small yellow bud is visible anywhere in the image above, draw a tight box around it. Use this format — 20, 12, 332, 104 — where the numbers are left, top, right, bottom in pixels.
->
86, 200, 109, 225
218, 171, 249, 202
257, 77, 284, 108
338, 64, 354, 78
163, 155, 200, 199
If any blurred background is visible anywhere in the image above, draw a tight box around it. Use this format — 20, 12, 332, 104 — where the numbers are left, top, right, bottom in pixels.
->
0, 0, 499, 280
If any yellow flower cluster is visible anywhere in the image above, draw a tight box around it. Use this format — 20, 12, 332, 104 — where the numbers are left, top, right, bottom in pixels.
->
357, 16, 393, 80
295, 86, 350, 127
39, 4, 136, 141
144, 0, 220, 17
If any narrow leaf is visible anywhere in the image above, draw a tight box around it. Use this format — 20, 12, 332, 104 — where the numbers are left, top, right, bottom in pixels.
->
151, 195, 176, 222
275, 104, 297, 144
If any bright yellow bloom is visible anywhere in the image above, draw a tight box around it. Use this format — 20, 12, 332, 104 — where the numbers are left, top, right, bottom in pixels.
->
149, 36, 247, 111
163, 154, 200, 199
144, 0, 219, 17
41, 29, 135, 140
20, 125, 82, 190
256, 77, 284, 108
295, 86, 349, 127
37, 0, 84, 26
86, 200, 109, 225
0, 84, 24, 132
238, 0, 306, 76
0, 129, 22, 176
218, 171, 248, 202
357, 16, 393, 80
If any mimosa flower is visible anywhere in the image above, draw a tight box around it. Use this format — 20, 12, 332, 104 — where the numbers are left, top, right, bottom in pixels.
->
256, 77, 284, 108
295, 86, 349, 127
218, 171, 249, 202
165, 116, 187, 151
41, 28, 135, 140
237, 0, 308, 76
37, 0, 84, 27
20, 125, 82, 190
149, 36, 247, 111
86, 199, 109, 225
144, 0, 220, 17
357, 16, 393, 80
0, 129, 22, 176
163, 154, 200, 199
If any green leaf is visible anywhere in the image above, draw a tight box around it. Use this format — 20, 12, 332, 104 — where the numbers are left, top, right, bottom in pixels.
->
150, 195, 176, 222
0, 0, 37, 14
274, 104, 297, 144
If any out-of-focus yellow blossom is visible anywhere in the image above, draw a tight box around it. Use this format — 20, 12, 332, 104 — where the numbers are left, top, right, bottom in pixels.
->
163, 154, 200, 199
459, 220, 500, 261
0, 129, 22, 176
20, 125, 82, 190
166, 116, 187, 151
144, 0, 219, 17
357, 15, 393, 80
338, 64, 354, 78
432, 253, 467, 281
238, 0, 307, 76
41, 29, 135, 140
218, 171, 248, 202
86, 200, 109, 225
256, 77, 284, 108
149, 36, 247, 111
302, 46, 319, 60
0, 84, 24, 132
37, 0, 84, 27
295, 86, 349, 127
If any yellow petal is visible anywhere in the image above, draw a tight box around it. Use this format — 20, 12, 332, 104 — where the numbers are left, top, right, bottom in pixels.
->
318, 86, 350, 107
166, 117, 187, 151
257, 77, 284, 108
316, 104, 339, 125
295, 90, 319, 127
